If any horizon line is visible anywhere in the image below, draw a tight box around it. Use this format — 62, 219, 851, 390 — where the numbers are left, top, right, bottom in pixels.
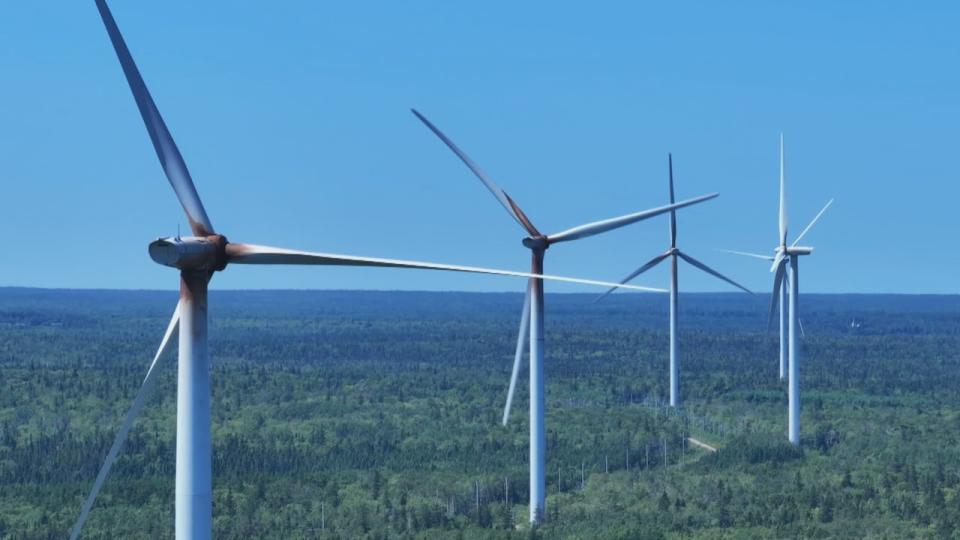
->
0, 286, 957, 297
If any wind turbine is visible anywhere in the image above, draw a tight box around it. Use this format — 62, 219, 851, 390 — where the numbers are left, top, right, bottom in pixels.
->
73, 3, 664, 539
411, 110, 718, 524
725, 134, 832, 445
598, 154, 752, 408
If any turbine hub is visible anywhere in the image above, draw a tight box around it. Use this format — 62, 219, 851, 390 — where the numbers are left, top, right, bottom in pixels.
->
149, 235, 228, 271
522, 236, 549, 250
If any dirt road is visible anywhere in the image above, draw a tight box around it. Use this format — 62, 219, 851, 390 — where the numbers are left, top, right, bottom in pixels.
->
687, 437, 718, 453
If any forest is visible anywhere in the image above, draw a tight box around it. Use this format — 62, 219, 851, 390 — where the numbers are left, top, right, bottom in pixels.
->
1, 288, 960, 539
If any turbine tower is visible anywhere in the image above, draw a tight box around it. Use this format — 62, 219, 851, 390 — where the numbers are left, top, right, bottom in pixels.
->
412, 110, 718, 524
598, 154, 752, 408
73, 3, 665, 539
725, 134, 832, 445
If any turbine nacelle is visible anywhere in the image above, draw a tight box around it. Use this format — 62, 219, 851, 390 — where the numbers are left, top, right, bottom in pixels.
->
522, 236, 550, 251
774, 246, 813, 257
149, 235, 228, 271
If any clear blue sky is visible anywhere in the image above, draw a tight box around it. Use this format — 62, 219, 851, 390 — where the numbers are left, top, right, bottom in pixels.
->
1, 2, 957, 293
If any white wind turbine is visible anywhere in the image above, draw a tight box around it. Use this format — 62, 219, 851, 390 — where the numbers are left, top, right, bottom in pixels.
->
72, 3, 665, 539
598, 154, 752, 408
412, 110, 718, 524
725, 135, 832, 445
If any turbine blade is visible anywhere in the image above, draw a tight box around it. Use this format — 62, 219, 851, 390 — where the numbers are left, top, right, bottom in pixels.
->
769, 251, 786, 273
716, 249, 775, 262
779, 133, 787, 247
676, 251, 753, 295
411, 109, 540, 236
503, 282, 531, 425
595, 251, 671, 302
225, 243, 667, 292
94, 0, 215, 236
799, 318, 807, 338
668, 154, 677, 248
70, 303, 180, 540
791, 199, 834, 247
546, 193, 718, 245
768, 259, 787, 330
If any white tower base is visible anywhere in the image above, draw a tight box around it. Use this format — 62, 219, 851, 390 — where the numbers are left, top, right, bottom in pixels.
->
669, 254, 679, 407
788, 258, 800, 445
529, 251, 546, 525
176, 271, 213, 539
